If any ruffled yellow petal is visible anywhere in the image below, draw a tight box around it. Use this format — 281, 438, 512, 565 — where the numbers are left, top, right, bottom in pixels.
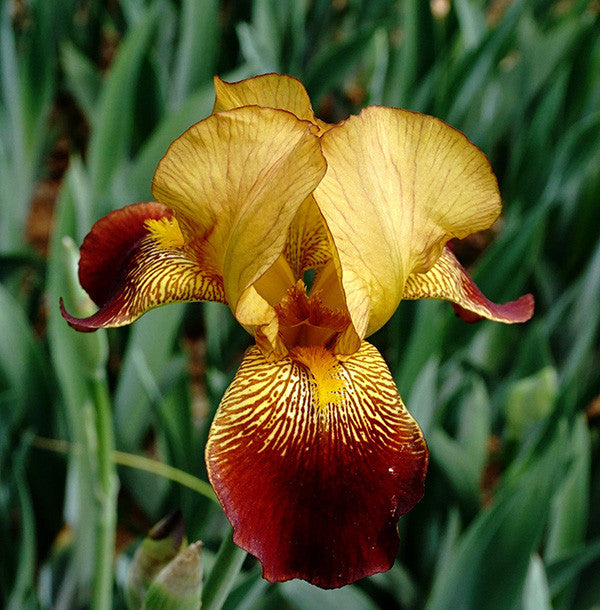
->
313, 106, 501, 338
152, 106, 327, 336
403, 246, 534, 323
213, 74, 331, 133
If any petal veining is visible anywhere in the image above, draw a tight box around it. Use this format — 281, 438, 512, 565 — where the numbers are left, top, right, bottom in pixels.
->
403, 246, 534, 323
314, 106, 502, 337
152, 106, 327, 318
205, 341, 428, 589
61, 202, 224, 331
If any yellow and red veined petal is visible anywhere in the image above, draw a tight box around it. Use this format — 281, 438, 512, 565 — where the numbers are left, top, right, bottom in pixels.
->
151, 106, 327, 331
283, 196, 333, 279
60, 202, 225, 331
313, 106, 502, 338
213, 74, 331, 133
402, 245, 534, 323
205, 341, 428, 589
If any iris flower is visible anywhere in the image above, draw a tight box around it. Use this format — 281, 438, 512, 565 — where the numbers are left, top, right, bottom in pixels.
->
61, 74, 533, 589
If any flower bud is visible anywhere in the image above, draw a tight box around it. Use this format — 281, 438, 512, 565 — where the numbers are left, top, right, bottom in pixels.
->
126, 510, 187, 609
144, 541, 203, 609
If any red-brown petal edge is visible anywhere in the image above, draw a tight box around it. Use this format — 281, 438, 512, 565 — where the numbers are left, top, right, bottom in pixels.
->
61, 202, 225, 331
402, 246, 534, 323
205, 341, 428, 589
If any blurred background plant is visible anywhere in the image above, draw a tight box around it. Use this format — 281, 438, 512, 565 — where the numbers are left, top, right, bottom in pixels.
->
1, 0, 599, 608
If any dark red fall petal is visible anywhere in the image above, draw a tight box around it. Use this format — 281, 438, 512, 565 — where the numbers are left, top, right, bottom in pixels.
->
205, 341, 428, 589
402, 246, 534, 323
78, 202, 171, 307
61, 202, 225, 331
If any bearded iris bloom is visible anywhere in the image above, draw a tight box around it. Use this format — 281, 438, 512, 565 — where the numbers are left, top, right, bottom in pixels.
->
61, 74, 533, 589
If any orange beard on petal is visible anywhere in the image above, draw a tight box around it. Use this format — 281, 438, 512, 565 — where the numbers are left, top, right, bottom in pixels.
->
291, 345, 345, 411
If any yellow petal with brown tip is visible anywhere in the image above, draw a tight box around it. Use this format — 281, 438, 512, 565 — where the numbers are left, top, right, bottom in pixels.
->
60, 203, 225, 332
206, 341, 427, 589
403, 246, 534, 323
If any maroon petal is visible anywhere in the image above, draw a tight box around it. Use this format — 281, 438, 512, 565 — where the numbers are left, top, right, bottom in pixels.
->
61, 202, 225, 331
206, 342, 428, 589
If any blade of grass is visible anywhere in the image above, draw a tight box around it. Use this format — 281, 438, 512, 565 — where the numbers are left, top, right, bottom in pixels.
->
0, 2, 27, 251
6, 439, 36, 610
47, 162, 117, 606
522, 554, 551, 610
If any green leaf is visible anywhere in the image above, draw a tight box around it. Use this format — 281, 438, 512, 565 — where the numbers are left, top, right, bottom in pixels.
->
505, 367, 559, 441
278, 579, 378, 610
546, 538, 600, 596
60, 40, 102, 123
395, 301, 448, 397
145, 541, 203, 610
170, 0, 220, 107
559, 238, 600, 413
427, 429, 568, 610
0, 4, 28, 250
236, 0, 282, 74
305, 27, 377, 103
544, 416, 590, 607
127, 510, 187, 609
427, 377, 491, 511
453, 0, 486, 50
384, 0, 435, 107
404, 355, 439, 437
428, 430, 478, 511
47, 161, 116, 605
112, 306, 186, 515
0, 284, 51, 429
87, 5, 158, 205
6, 440, 36, 610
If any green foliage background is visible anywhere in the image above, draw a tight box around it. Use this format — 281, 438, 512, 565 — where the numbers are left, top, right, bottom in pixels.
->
1, 0, 599, 608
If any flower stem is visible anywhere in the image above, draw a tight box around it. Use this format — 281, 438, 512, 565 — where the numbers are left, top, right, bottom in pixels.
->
90, 376, 119, 610
201, 529, 246, 610
32, 436, 219, 505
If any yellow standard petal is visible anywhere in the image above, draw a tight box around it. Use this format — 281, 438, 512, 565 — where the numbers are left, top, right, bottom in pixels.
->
152, 106, 327, 342
213, 74, 331, 133
313, 106, 501, 338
